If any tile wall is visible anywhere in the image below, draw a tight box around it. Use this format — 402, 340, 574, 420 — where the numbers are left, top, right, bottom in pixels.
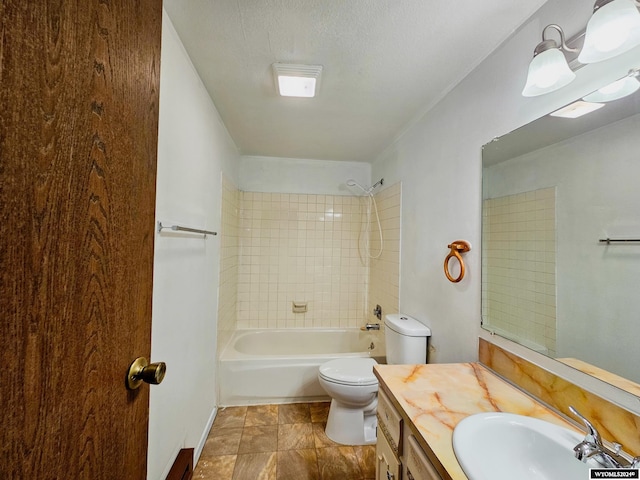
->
218, 183, 401, 334
482, 187, 556, 355
218, 176, 240, 351
237, 192, 368, 329
368, 182, 401, 323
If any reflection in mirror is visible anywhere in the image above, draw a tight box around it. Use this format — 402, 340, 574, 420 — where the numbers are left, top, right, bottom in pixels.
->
482, 71, 640, 391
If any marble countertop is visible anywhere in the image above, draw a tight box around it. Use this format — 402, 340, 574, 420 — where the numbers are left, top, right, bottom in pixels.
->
558, 357, 640, 398
374, 362, 583, 480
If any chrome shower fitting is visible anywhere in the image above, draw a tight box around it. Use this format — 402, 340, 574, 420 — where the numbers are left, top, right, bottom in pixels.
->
345, 178, 384, 195
362, 323, 380, 331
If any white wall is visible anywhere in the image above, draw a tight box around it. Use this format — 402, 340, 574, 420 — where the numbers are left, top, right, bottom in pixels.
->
372, 0, 640, 410
240, 155, 370, 195
148, 12, 240, 480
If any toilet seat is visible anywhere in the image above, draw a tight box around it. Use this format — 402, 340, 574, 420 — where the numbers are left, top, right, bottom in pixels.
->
318, 358, 378, 386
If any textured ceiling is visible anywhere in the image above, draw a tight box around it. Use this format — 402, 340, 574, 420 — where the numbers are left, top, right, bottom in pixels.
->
163, 0, 549, 162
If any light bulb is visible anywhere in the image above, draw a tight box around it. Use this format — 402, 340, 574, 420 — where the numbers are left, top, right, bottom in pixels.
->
583, 75, 640, 102
579, 0, 640, 63
522, 48, 576, 97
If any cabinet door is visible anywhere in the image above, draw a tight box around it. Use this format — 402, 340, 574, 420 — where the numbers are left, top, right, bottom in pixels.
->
405, 434, 443, 480
376, 429, 401, 480
378, 388, 403, 455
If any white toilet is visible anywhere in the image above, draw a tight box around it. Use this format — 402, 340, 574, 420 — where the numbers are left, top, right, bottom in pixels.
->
318, 314, 432, 445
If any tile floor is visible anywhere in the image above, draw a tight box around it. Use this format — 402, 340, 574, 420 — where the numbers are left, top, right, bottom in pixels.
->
194, 402, 376, 480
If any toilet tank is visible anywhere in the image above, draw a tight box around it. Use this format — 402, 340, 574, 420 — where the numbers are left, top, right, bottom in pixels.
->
384, 314, 432, 364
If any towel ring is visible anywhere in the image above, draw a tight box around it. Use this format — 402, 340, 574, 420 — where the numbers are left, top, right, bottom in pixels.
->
444, 240, 471, 283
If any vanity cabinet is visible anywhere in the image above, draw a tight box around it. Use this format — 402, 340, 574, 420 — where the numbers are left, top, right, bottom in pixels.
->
376, 386, 444, 480
404, 434, 442, 480
378, 388, 403, 452
377, 388, 403, 480
377, 427, 401, 480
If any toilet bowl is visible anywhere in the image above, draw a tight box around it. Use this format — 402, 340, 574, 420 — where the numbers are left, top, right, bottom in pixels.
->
318, 357, 379, 445
318, 314, 432, 445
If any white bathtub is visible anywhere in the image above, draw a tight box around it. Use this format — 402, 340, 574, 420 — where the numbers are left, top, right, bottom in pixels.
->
218, 328, 385, 406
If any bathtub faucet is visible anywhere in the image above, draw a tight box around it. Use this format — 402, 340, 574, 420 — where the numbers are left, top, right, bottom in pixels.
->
361, 323, 380, 331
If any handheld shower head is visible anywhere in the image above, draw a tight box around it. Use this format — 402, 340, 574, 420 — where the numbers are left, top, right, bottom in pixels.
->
346, 178, 384, 195
346, 179, 370, 194
344, 178, 385, 259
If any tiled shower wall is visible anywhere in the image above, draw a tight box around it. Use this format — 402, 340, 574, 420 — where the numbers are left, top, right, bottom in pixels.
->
482, 187, 556, 356
237, 192, 368, 329
218, 176, 240, 352
368, 183, 401, 323
218, 183, 401, 334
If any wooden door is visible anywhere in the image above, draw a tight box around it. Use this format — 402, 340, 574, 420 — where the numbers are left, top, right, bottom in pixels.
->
0, 1, 162, 478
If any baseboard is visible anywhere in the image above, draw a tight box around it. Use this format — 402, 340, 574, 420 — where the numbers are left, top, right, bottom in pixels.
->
194, 406, 218, 466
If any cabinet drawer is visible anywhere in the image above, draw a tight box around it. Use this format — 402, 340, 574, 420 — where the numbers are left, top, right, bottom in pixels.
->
377, 388, 403, 456
405, 435, 442, 480
376, 425, 401, 480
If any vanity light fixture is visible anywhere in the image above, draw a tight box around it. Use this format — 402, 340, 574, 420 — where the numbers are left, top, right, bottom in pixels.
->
522, 0, 640, 97
583, 68, 640, 101
522, 24, 578, 97
272, 63, 323, 98
578, 0, 640, 64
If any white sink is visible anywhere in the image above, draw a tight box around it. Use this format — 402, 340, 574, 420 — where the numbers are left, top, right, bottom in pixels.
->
452, 412, 592, 480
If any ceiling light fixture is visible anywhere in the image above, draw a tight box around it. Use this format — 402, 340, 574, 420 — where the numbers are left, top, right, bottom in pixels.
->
582, 68, 640, 101
549, 100, 605, 118
522, 25, 578, 97
579, 0, 640, 64
522, 1, 640, 97
272, 63, 323, 98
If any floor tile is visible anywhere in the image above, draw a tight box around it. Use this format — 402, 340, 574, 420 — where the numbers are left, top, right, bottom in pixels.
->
276, 449, 319, 480
309, 402, 330, 423
238, 425, 279, 454
312, 422, 341, 448
354, 445, 376, 479
278, 403, 311, 424
278, 423, 315, 450
201, 427, 243, 456
245, 404, 279, 426
232, 452, 277, 480
316, 446, 364, 480
194, 402, 376, 480
214, 406, 247, 429
193, 454, 236, 480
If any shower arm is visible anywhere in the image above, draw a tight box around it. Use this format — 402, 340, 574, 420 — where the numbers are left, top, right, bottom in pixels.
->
346, 178, 384, 195
370, 178, 384, 191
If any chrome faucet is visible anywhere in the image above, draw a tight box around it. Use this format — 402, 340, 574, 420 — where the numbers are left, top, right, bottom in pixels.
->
362, 323, 380, 331
569, 406, 639, 469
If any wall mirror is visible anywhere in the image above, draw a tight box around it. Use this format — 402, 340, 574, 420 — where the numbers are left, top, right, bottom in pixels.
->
481, 71, 640, 392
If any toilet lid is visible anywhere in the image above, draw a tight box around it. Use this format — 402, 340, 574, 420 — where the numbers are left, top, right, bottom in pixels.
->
319, 358, 378, 386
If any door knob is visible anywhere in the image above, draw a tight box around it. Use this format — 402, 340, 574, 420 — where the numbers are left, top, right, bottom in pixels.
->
126, 357, 166, 390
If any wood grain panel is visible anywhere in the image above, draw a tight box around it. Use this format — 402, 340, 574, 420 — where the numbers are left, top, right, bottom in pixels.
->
166, 448, 194, 480
0, 1, 162, 478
